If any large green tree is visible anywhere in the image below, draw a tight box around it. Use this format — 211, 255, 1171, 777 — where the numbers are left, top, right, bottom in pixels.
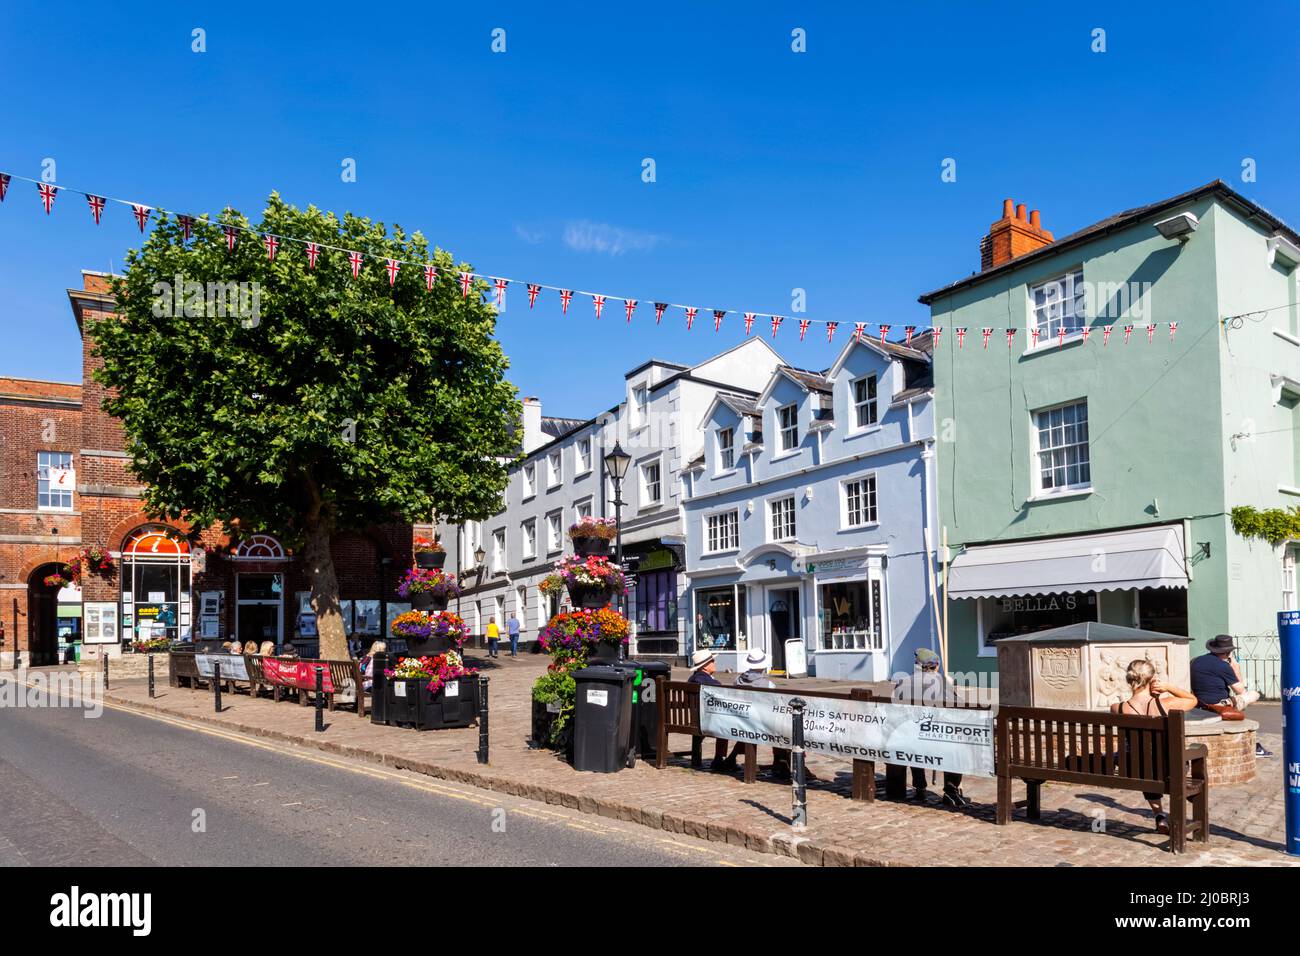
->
91, 194, 519, 660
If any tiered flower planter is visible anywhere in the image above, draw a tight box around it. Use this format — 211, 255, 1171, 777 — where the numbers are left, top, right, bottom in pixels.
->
385, 677, 476, 730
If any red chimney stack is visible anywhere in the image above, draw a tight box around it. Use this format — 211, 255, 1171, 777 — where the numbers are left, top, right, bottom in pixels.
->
980, 198, 1054, 270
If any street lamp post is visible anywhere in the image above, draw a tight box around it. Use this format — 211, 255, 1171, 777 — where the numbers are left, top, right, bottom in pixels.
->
602, 443, 632, 656
473, 543, 486, 645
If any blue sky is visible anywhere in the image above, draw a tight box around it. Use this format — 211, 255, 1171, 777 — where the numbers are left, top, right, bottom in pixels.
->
2, 2, 1297, 418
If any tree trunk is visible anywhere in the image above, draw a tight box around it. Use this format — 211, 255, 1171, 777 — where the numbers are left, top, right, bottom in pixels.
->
303, 520, 350, 661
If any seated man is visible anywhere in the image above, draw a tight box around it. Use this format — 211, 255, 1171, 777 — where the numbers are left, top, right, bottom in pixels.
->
687, 650, 742, 771
735, 648, 791, 778
1190, 634, 1272, 757
889, 648, 970, 808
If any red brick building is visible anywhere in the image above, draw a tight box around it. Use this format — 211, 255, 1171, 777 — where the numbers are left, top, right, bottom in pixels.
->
0, 272, 423, 665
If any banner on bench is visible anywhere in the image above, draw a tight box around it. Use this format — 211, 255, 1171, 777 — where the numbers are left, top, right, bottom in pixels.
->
195, 654, 249, 682
260, 659, 335, 693
698, 687, 995, 777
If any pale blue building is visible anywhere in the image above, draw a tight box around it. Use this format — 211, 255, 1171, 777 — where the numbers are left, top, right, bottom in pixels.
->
681, 333, 939, 679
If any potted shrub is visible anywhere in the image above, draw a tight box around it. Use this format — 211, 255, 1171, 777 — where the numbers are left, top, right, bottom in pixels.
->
383, 652, 478, 730
556, 554, 626, 609
568, 516, 617, 556
391, 610, 469, 656
397, 567, 461, 612
531, 667, 577, 752
413, 536, 446, 570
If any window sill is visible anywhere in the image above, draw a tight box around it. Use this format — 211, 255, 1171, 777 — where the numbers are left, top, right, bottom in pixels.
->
1273, 328, 1300, 347
703, 548, 740, 557
1022, 333, 1084, 357
1280, 485, 1300, 497
1025, 487, 1093, 504
771, 450, 801, 463
714, 468, 737, 479
845, 424, 882, 440
839, 521, 880, 532
574, 468, 592, 479
521, 494, 536, 503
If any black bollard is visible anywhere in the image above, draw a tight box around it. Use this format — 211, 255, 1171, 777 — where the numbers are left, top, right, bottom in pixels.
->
789, 697, 808, 829
102, 651, 109, 691
477, 675, 489, 765
213, 660, 223, 713
148, 654, 155, 699
315, 666, 325, 732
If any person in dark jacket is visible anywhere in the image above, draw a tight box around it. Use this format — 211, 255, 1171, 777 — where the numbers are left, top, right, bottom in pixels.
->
688, 650, 740, 771
889, 648, 970, 808
1190, 635, 1271, 757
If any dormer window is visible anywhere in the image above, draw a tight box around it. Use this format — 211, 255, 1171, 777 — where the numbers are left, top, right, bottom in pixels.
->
852, 375, 878, 429
778, 404, 798, 451
717, 427, 735, 471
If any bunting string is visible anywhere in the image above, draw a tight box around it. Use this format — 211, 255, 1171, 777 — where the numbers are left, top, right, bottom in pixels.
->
0, 169, 1194, 350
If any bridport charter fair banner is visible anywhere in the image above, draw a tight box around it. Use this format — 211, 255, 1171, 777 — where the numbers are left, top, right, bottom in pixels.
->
699, 686, 995, 776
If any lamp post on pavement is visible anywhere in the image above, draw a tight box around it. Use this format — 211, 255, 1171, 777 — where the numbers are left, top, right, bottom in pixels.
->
602, 443, 632, 656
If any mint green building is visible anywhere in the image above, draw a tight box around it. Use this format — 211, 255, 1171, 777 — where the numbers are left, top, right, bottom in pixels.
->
920, 182, 1300, 691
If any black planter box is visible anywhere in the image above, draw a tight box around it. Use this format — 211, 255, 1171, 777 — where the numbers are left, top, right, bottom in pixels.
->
403, 635, 456, 657
567, 583, 615, 609
411, 592, 450, 612
415, 551, 447, 569
572, 538, 611, 557
383, 675, 476, 730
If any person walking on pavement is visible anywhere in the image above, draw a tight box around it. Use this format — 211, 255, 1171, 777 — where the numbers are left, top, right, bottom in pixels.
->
507, 612, 521, 658
486, 616, 500, 659
890, 648, 971, 808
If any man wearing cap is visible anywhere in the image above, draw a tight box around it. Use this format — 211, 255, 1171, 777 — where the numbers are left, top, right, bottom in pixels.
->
889, 648, 971, 808
688, 650, 741, 771
1191, 635, 1272, 757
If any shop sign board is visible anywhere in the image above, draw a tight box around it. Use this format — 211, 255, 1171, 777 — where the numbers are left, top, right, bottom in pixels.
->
699, 685, 994, 776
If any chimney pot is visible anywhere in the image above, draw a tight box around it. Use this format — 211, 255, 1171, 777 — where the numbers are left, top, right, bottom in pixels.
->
1016, 203, 1028, 222
1030, 209, 1041, 228
1002, 199, 1014, 219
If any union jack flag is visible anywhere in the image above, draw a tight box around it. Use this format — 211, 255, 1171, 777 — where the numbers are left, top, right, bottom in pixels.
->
265, 234, 279, 261
714, 310, 725, 332
593, 294, 606, 320
1169, 321, 1178, 342
224, 226, 238, 251
0, 173, 9, 201
1080, 326, 1091, 343
743, 312, 755, 335
425, 265, 438, 291
798, 319, 811, 341
348, 251, 363, 278
87, 194, 106, 225
982, 328, 993, 349
879, 324, 891, 344
854, 322, 867, 343
1029, 328, 1041, 348
178, 214, 193, 241
932, 326, 942, 348
904, 325, 916, 346
1123, 324, 1134, 344
38, 183, 58, 214
527, 284, 540, 307
459, 271, 473, 297
826, 321, 838, 342
1103, 325, 1114, 346
560, 289, 573, 314
306, 243, 320, 269
771, 316, 783, 338
1146, 323, 1156, 343
494, 278, 508, 308
685, 307, 697, 330
956, 327, 967, 349
1006, 329, 1017, 349
386, 258, 400, 285
624, 299, 637, 323
654, 302, 667, 324
132, 204, 151, 232
1057, 327, 1066, 348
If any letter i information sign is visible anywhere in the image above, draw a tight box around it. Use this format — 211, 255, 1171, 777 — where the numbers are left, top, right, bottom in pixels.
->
1279, 610, 1300, 857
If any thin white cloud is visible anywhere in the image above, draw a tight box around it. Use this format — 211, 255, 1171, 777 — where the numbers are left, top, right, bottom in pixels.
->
563, 220, 663, 256
513, 223, 547, 244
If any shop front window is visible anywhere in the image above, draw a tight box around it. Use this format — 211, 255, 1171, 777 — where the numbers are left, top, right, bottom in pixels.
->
695, 586, 746, 651
121, 527, 192, 643
1137, 587, 1188, 636
636, 569, 678, 633
818, 579, 884, 651
980, 591, 1097, 650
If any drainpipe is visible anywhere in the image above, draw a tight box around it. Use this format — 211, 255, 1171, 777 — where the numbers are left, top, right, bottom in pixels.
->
920, 441, 939, 653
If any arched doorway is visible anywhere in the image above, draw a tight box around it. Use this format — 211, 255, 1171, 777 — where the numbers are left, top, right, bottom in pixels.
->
26, 563, 80, 666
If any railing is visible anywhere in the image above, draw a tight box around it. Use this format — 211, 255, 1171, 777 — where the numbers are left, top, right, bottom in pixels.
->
1236, 632, 1281, 699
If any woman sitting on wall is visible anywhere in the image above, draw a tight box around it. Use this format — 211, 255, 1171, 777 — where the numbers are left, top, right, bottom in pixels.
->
1108, 659, 1199, 835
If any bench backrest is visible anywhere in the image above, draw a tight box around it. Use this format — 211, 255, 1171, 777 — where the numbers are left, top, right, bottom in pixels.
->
996, 704, 1185, 793
168, 652, 200, 680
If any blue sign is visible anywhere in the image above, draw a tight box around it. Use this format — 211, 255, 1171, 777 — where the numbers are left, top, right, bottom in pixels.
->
1278, 610, 1300, 857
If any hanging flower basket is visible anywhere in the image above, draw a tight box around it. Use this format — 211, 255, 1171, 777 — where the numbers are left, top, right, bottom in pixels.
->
413, 536, 447, 569
398, 568, 460, 611
568, 517, 617, 556
43, 573, 68, 589
391, 610, 470, 655
556, 554, 625, 607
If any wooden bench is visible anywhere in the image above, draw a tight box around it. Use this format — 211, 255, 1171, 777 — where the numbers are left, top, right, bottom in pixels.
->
247, 655, 368, 718
168, 651, 201, 688
995, 705, 1209, 854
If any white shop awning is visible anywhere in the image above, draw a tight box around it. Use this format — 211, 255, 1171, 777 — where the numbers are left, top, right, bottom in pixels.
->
946, 524, 1188, 600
